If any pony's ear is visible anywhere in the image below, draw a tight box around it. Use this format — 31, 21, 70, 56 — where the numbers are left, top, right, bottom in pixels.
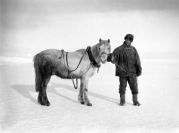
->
108, 39, 110, 43
99, 38, 102, 42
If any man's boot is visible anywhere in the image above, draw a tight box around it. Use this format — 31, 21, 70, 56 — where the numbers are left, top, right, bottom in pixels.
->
120, 94, 125, 106
132, 94, 141, 106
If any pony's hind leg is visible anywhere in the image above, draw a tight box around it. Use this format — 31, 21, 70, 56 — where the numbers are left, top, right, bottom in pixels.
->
38, 75, 51, 106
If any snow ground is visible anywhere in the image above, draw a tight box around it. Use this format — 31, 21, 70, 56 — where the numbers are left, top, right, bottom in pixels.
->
0, 57, 179, 133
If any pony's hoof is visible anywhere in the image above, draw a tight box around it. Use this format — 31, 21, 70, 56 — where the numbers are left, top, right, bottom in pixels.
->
119, 101, 125, 106
80, 101, 84, 104
45, 100, 50, 106
39, 100, 50, 106
78, 98, 84, 104
38, 96, 50, 106
133, 102, 141, 106
86, 102, 92, 106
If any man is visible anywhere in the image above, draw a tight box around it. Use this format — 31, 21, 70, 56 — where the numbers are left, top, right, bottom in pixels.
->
107, 34, 142, 106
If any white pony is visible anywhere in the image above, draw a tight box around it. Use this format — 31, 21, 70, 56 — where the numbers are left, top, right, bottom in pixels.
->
33, 39, 111, 106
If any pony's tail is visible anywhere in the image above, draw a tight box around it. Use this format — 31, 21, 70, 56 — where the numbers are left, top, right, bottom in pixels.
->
33, 54, 42, 92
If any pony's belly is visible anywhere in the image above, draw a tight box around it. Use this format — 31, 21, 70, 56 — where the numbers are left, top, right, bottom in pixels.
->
55, 71, 82, 79
55, 71, 69, 79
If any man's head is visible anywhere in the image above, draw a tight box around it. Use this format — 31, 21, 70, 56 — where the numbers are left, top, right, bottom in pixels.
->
124, 34, 134, 45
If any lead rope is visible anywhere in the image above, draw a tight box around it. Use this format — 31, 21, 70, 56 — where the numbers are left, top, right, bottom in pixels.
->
66, 49, 88, 89
71, 78, 78, 89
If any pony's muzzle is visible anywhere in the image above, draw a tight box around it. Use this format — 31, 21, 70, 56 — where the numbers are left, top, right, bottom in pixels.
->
101, 53, 108, 63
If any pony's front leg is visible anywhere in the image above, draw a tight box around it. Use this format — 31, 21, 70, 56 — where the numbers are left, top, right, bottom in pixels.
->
78, 79, 84, 104
79, 78, 92, 106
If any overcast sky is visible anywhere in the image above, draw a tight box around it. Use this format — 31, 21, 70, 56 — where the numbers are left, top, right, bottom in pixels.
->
1, 0, 179, 59
2, 0, 179, 13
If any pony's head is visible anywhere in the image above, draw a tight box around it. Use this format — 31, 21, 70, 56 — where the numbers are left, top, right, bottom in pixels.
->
96, 38, 111, 64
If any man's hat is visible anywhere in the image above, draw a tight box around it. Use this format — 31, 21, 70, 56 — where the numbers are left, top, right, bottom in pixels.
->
124, 34, 134, 42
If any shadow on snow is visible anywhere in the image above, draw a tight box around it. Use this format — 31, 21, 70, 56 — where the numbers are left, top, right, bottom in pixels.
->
11, 82, 119, 105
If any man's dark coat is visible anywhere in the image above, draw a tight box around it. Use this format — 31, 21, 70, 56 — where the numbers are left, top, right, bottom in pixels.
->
111, 42, 142, 77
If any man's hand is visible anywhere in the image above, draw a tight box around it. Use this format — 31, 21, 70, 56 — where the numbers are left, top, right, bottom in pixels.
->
137, 72, 141, 77
107, 53, 112, 62
136, 67, 142, 76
